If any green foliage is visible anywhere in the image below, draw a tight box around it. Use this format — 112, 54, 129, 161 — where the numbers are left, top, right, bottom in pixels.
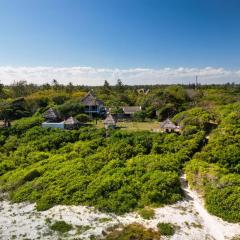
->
12, 116, 43, 135
57, 101, 84, 118
185, 102, 240, 222
50, 220, 72, 233
76, 113, 90, 123
157, 222, 175, 236
0, 98, 30, 123
157, 103, 176, 121
52, 94, 69, 105
104, 223, 161, 240
110, 106, 124, 114
138, 207, 155, 219
133, 111, 146, 122
173, 107, 216, 131
0, 124, 205, 214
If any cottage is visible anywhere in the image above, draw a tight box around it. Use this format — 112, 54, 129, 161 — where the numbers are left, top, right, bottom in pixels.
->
160, 118, 181, 133
122, 106, 142, 117
64, 116, 80, 130
81, 91, 104, 115
103, 114, 117, 129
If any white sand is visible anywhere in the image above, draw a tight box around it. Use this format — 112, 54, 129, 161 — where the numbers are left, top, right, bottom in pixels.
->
0, 176, 239, 240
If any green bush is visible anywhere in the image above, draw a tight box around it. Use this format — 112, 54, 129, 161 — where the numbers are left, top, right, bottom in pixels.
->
12, 116, 43, 135
157, 222, 175, 236
76, 113, 90, 123
138, 207, 155, 219
52, 94, 69, 105
104, 223, 160, 240
133, 111, 146, 122
57, 101, 84, 118
50, 220, 72, 233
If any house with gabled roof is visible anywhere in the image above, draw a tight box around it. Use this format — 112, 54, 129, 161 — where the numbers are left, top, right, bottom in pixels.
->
122, 106, 142, 116
81, 91, 104, 115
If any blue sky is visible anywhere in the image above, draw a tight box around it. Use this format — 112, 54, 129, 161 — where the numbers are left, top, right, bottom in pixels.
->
0, 0, 240, 85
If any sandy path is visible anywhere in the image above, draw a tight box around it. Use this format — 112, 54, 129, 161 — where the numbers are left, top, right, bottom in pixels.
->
180, 174, 240, 240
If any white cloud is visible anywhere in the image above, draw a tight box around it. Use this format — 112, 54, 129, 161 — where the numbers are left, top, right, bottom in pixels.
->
0, 66, 239, 85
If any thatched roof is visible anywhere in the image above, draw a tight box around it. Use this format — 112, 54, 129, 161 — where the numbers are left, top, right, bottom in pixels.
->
81, 92, 104, 106
160, 118, 177, 129
122, 106, 141, 114
103, 114, 117, 125
43, 108, 59, 121
64, 116, 79, 125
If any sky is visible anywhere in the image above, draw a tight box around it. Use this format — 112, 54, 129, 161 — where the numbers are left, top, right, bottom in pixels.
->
0, 0, 240, 85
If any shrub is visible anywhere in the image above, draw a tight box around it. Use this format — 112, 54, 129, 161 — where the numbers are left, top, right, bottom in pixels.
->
76, 113, 90, 123
133, 111, 146, 122
50, 220, 72, 233
52, 94, 69, 105
138, 207, 155, 219
104, 223, 160, 240
57, 101, 84, 118
12, 116, 43, 135
157, 222, 175, 236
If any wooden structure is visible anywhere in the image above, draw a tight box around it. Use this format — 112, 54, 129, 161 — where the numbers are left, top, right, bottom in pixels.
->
121, 106, 142, 118
42, 108, 64, 129
159, 118, 181, 133
64, 116, 80, 130
103, 114, 117, 129
81, 91, 104, 115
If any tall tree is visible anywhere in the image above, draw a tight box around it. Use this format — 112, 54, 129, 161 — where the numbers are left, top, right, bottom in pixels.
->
103, 80, 111, 94
116, 79, 124, 92
0, 82, 4, 98
66, 82, 74, 94
0, 102, 13, 127
11, 80, 28, 98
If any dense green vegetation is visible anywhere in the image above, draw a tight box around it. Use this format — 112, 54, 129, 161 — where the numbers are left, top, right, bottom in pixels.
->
138, 207, 155, 219
50, 220, 73, 233
0, 81, 240, 223
0, 117, 205, 213
157, 222, 175, 236
185, 102, 240, 222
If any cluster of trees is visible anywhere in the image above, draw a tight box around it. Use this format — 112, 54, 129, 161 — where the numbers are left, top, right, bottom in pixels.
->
1, 80, 240, 125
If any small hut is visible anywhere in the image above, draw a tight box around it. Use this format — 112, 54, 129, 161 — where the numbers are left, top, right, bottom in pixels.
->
43, 108, 60, 122
160, 118, 181, 133
64, 116, 80, 130
103, 114, 117, 129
